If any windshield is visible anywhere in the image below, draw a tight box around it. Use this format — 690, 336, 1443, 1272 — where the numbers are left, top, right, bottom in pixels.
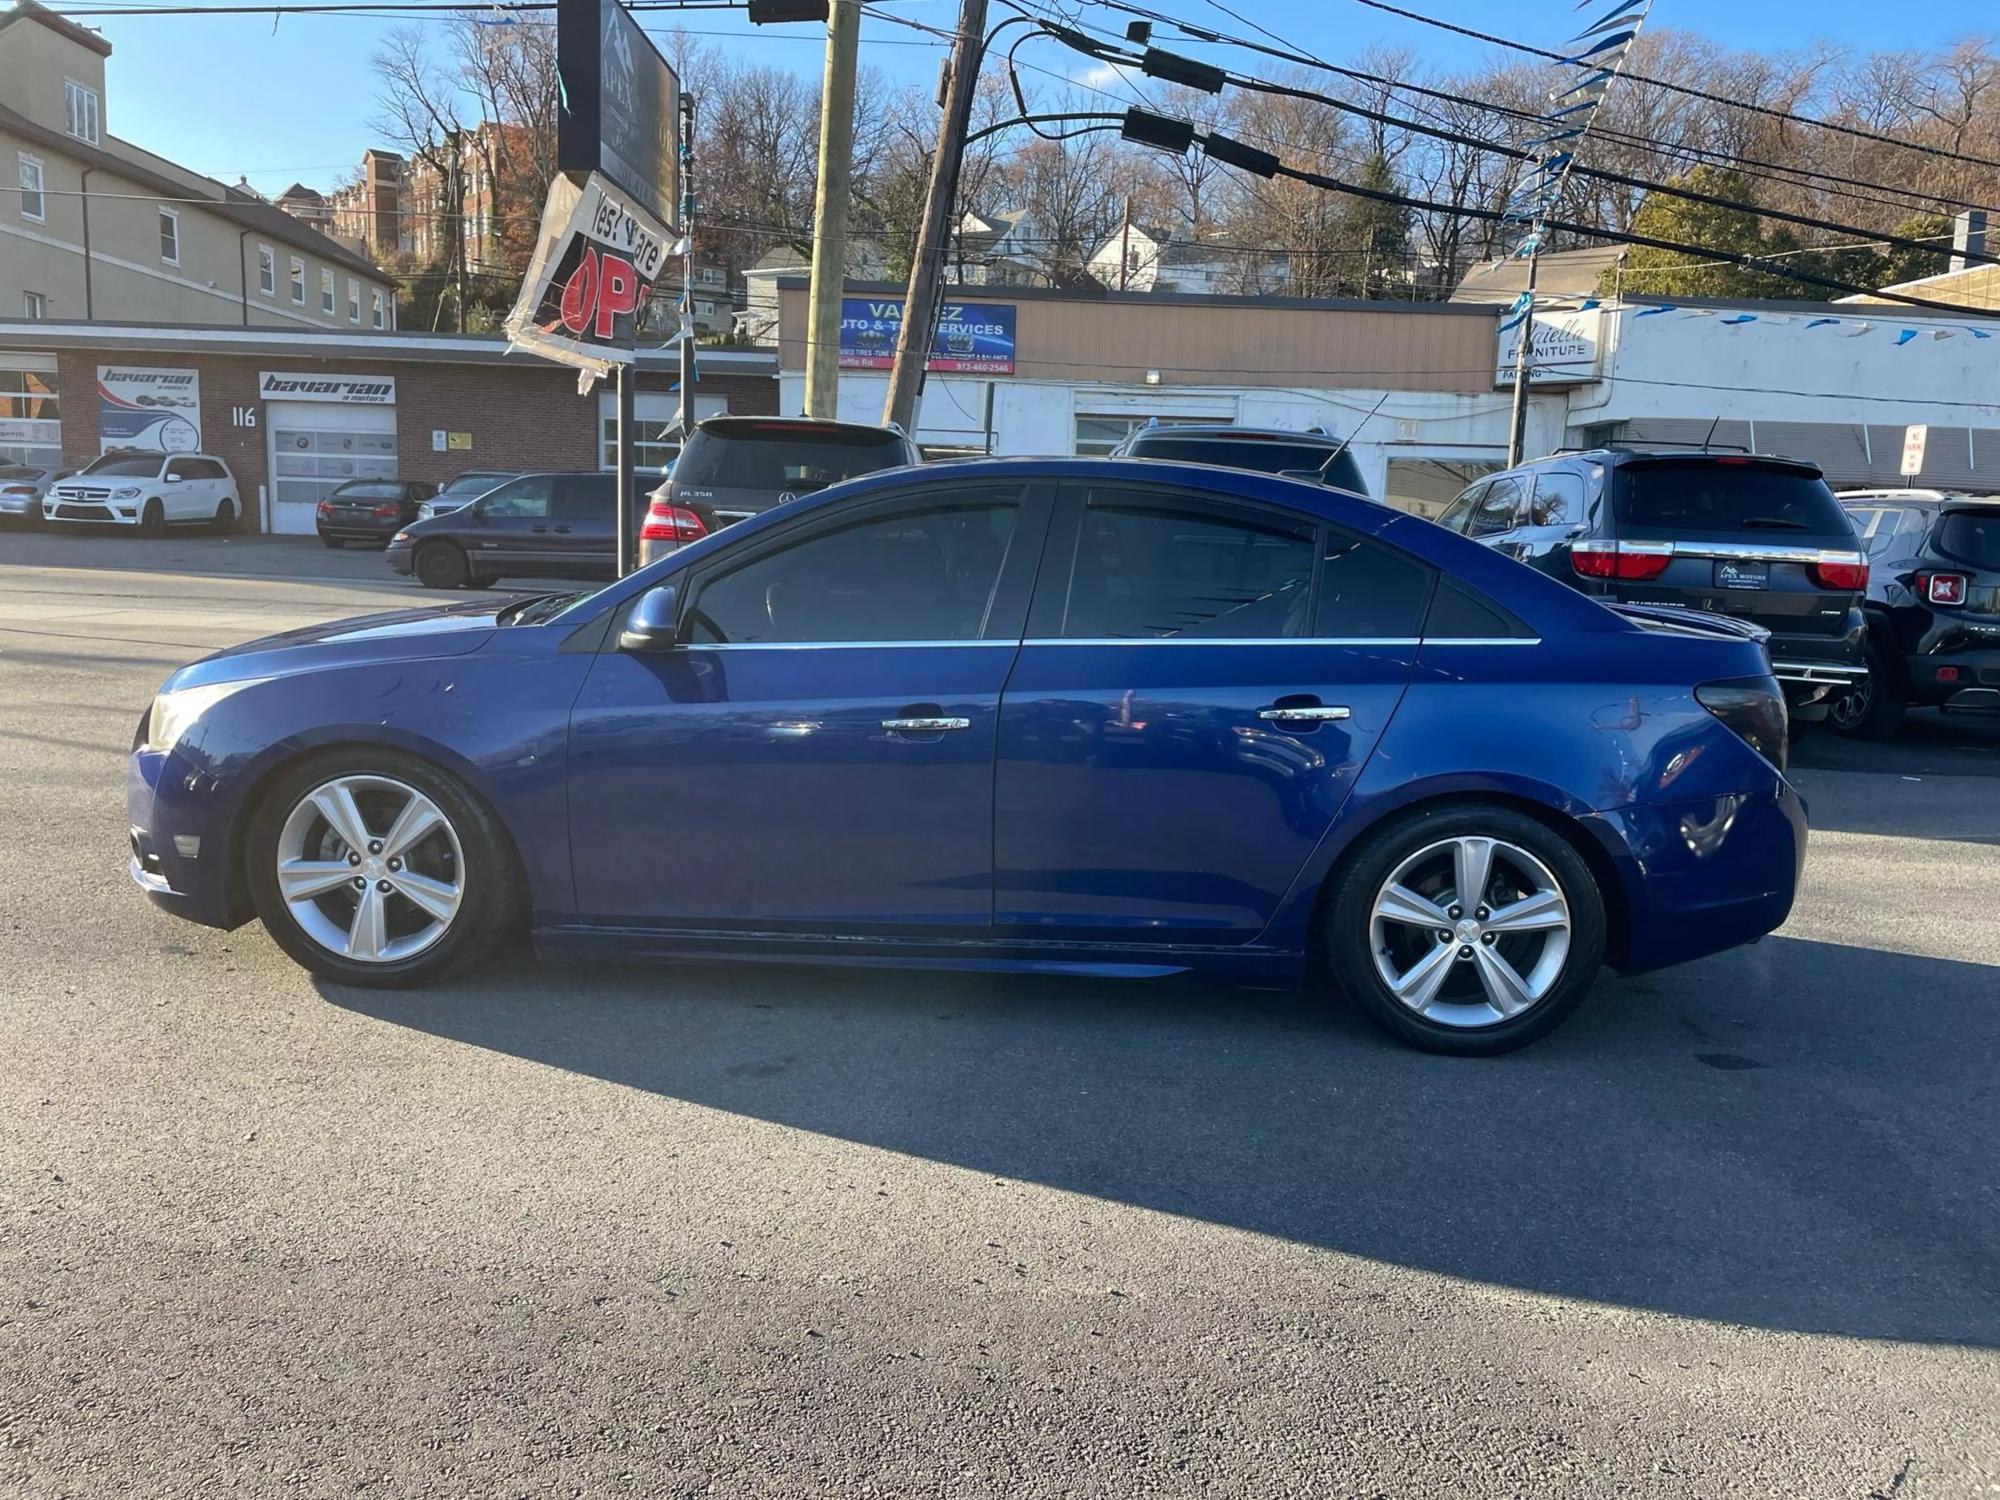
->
1124, 436, 1366, 492
442, 473, 512, 497
81, 454, 165, 478
675, 429, 906, 491
1935, 509, 2000, 570
1616, 460, 1848, 537
331, 482, 406, 500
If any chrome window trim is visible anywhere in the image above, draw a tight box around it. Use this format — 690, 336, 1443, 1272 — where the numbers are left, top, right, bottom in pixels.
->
680, 640, 1019, 650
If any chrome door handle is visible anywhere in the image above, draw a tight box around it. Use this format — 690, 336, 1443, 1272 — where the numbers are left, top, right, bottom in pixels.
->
882, 716, 971, 732
1258, 705, 1351, 723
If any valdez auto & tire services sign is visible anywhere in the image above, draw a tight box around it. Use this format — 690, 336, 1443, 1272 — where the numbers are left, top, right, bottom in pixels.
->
839, 299, 1016, 375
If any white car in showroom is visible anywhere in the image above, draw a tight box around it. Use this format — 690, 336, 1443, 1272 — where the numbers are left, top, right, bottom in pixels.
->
43, 451, 242, 536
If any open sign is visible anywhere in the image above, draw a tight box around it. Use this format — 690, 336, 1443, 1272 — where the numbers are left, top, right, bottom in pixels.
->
506, 172, 672, 376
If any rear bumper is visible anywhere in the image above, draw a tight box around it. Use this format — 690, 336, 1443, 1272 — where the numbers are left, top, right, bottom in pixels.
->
318, 521, 401, 543
1902, 641, 2000, 707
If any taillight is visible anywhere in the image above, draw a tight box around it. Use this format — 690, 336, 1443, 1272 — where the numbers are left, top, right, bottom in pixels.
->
641, 501, 708, 543
1695, 677, 1788, 773
1807, 552, 1868, 590
372, 504, 399, 519
1921, 571, 1967, 606
316, 499, 333, 514
1, 485, 34, 497
1572, 539, 1674, 581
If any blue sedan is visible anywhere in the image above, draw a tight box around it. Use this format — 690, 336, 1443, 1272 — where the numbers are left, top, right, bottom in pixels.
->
127, 458, 1805, 1054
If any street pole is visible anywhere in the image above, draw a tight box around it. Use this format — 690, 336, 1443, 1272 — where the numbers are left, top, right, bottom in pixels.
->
804, 0, 862, 419
678, 93, 698, 456
615, 363, 635, 577
881, 0, 988, 434
1118, 195, 1131, 291
1505, 244, 1540, 467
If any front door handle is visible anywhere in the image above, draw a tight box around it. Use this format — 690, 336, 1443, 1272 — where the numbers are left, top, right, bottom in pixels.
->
882, 716, 971, 732
553, 525, 572, 534
1258, 705, 1351, 724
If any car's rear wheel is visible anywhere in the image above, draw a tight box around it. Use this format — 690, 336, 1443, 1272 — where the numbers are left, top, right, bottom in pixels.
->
1827, 638, 1905, 740
1323, 805, 1606, 1055
138, 499, 165, 538
321, 535, 344, 549
212, 497, 236, 535
414, 541, 468, 589
245, 751, 521, 987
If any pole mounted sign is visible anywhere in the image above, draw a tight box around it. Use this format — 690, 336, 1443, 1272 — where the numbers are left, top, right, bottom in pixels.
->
505, 173, 670, 376
1901, 423, 1929, 477
556, 0, 679, 231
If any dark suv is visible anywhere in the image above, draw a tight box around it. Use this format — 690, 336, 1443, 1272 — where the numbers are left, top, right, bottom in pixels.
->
644, 416, 921, 565
1439, 449, 1869, 718
1830, 491, 2000, 737
388, 471, 626, 589
1109, 424, 1369, 495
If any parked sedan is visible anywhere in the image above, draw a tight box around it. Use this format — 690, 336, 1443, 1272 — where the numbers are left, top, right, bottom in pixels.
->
127, 458, 1805, 1055
316, 479, 437, 549
0, 464, 73, 525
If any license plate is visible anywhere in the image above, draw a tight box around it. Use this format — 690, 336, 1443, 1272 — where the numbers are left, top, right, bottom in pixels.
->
1715, 560, 1769, 591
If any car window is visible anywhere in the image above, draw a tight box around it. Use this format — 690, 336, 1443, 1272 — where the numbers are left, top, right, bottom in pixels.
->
1314, 536, 1432, 638
1844, 504, 1926, 560
480, 475, 555, 519
1063, 499, 1315, 640
1935, 509, 2000, 569
332, 481, 407, 500
676, 427, 908, 492
443, 472, 513, 498
1124, 435, 1367, 492
685, 494, 1021, 644
1436, 483, 1485, 534
1616, 460, 1847, 536
85, 455, 166, 478
1426, 579, 1526, 640
1529, 472, 1584, 528
1468, 475, 1526, 537
554, 475, 614, 523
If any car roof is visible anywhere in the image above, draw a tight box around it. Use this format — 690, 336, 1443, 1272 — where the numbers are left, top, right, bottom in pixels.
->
696, 415, 909, 441
1126, 425, 1340, 446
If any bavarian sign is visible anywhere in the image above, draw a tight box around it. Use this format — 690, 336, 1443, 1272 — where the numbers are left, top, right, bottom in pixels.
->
504, 172, 671, 378
97, 365, 202, 452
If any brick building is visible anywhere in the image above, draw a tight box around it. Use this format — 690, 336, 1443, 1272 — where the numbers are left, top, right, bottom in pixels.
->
0, 320, 776, 533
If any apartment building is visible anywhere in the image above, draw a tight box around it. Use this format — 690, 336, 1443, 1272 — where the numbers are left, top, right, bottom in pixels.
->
0, 0, 395, 330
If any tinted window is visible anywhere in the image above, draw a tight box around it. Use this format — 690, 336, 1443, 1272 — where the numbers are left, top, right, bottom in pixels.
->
1123, 435, 1366, 493
1529, 471, 1583, 527
1436, 484, 1484, 534
1064, 502, 1314, 640
687, 497, 1019, 644
554, 474, 615, 523
1468, 475, 1526, 537
331, 481, 407, 500
1425, 579, 1524, 640
83, 455, 165, 478
675, 427, 908, 492
1935, 509, 2000, 569
480, 476, 555, 519
1616, 461, 1848, 536
1845, 504, 1928, 561
443, 472, 515, 497
1314, 536, 1431, 638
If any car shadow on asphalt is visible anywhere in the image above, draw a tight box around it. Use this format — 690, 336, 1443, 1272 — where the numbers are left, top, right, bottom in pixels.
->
322, 931, 2000, 1349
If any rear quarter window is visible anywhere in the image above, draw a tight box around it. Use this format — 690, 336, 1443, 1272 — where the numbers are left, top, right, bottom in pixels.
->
1935, 510, 2000, 569
1615, 461, 1848, 538
678, 430, 908, 491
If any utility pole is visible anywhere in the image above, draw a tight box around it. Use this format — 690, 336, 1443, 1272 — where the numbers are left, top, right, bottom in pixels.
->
451, 134, 469, 333
678, 93, 698, 453
882, 0, 988, 434
804, 0, 862, 419
1505, 245, 1539, 467
1118, 196, 1132, 291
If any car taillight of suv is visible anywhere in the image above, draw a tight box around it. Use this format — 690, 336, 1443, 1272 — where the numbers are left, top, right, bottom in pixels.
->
641, 500, 708, 550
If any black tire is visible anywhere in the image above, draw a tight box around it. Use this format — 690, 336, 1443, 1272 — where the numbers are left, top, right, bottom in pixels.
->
414, 541, 469, 589
1322, 803, 1608, 1056
137, 499, 165, 539
461, 574, 499, 590
1826, 637, 1906, 741
212, 497, 237, 535
244, 747, 524, 988
321, 535, 344, 549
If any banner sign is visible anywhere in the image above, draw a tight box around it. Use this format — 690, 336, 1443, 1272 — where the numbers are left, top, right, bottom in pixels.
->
556, 0, 680, 232
1496, 316, 1598, 386
258, 372, 397, 405
505, 172, 671, 379
97, 366, 201, 452
839, 299, 1017, 374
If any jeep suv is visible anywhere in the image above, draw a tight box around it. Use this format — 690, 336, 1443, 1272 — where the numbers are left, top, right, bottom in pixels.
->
43, 450, 241, 536
1831, 491, 2000, 736
1438, 449, 1868, 717
1109, 423, 1369, 496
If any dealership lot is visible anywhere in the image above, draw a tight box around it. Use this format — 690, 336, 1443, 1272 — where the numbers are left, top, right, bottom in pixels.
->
2, 533, 1997, 1497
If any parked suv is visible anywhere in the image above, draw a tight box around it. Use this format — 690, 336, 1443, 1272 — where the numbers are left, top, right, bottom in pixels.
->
418, 469, 521, 523
388, 471, 627, 589
1438, 449, 1868, 717
643, 416, 921, 565
1830, 491, 2000, 736
316, 478, 436, 549
43, 450, 241, 536
1109, 424, 1370, 495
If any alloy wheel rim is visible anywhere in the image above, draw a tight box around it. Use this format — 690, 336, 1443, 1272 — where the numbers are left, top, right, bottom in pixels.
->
1368, 836, 1571, 1029
274, 774, 465, 964
1829, 678, 1870, 730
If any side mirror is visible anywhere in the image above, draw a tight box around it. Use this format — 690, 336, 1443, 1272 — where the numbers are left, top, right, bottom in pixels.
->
164, 470, 186, 484
619, 583, 682, 653
468, 503, 489, 523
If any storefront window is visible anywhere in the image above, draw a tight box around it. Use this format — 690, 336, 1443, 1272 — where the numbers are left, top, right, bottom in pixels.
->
600, 417, 681, 477
0, 361, 62, 469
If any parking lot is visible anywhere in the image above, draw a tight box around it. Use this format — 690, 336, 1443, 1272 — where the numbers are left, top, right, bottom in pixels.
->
2, 530, 1997, 1497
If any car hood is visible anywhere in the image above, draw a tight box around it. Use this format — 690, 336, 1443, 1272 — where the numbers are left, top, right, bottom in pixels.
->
166, 597, 509, 690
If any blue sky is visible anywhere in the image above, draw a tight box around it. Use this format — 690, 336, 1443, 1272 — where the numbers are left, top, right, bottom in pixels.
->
74, 0, 2000, 196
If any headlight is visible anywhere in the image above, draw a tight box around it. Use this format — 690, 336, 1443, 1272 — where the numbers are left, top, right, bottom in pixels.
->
391, 530, 412, 543
144, 678, 265, 752
113, 486, 143, 500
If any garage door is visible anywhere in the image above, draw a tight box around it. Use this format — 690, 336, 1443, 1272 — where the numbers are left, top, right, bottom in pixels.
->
267, 402, 398, 536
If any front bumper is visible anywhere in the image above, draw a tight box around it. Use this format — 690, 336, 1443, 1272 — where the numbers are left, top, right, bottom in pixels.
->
385, 542, 416, 576
45, 503, 139, 525
127, 745, 237, 928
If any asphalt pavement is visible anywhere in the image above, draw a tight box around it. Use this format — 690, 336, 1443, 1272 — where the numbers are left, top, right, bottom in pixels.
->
2, 529, 1996, 1498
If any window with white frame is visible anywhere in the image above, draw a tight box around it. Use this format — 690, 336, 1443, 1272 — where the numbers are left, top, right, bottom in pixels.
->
289, 256, 305, 305
64, 80, 100, 144
347, 278, 360, 322
257, 244, 275, 295
321, 267, 335, 314
17, 154, 44, 222
370, 288, 385, 329
23, 291, 47, 319
158, 207, 179, 265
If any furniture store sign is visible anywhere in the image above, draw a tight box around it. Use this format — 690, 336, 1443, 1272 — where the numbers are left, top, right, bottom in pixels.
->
1496, 313, 1599, 387
98, 365, 202, 453
839, 299, 1017, 374
258, 372, 398, 404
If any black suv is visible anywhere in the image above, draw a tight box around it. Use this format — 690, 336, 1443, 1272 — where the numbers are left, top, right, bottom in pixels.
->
645, 416, 921, 565
1109, 424, 1369, 495
1829, 491, 2000, 737
1438, 449, 1869, 718
388, 471, 627, 589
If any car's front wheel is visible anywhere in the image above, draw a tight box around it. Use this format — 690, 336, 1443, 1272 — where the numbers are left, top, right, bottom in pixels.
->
137, 499, 165, 538
1323, 804, 1607, 1055
414, 541, 468, 589
245, 750, 522, 987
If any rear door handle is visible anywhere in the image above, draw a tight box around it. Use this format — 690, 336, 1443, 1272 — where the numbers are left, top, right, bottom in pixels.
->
553, 525, 572, 534
1258, 705, 1351, 723
883, 716, 971, 732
